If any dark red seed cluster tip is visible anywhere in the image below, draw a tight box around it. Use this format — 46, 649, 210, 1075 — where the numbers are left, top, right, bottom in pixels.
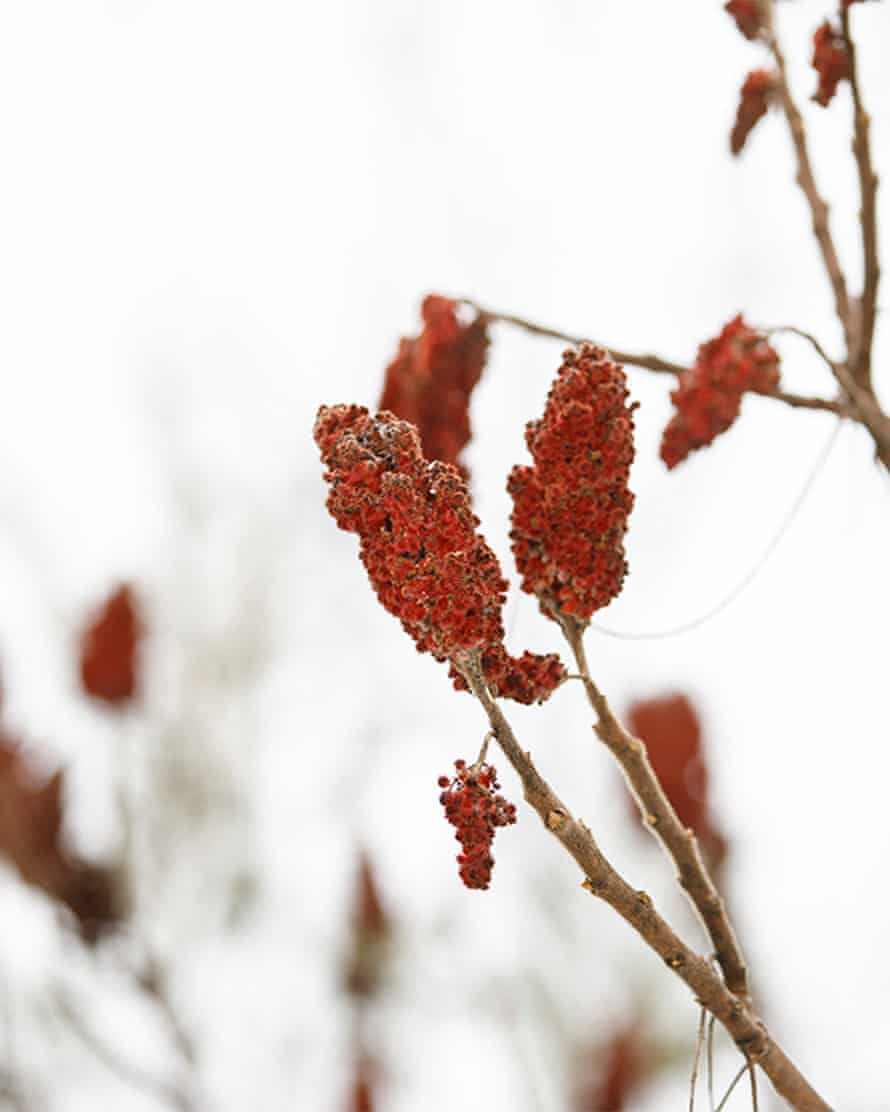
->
660, 315, 780, 469
724, 0, 765, 40
79, 584, 142, 707
315, 405, 565, 703
730, 69, 778, 156
811, 22, 849, 107
379, 295, 488, 474
438, 759, 516, 890
508, 344, 636, 624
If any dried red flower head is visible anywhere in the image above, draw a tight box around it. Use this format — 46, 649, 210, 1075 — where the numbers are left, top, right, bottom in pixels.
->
378, 295, 488, 473
626, 694, 726, 868
724, 0, 765, 40
0, 727, 120, 942
80, 584, 142, 707
438, 759, 516, 890
811, 22, 849, 107
343, 850, 392, 998
315, 405, 565, 703
731, 69, 777, 155
660, 314, 780, 468
508, 345, 636, 625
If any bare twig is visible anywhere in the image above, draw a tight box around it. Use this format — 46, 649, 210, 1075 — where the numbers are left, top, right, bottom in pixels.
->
690, 1006, 708, 1112
749, 1058, 760, 1112
764, 4, 851, 349
460, 299, 849, 416
840, 5, 880, 389
53, 986, 195, 1112
715, 1063, 749, 1112
759, 326, 839, 377
455, 652, 831, 1112
135, 953, 197, 1070
560, 618, 750, 1001
708, 1013, 717, 1112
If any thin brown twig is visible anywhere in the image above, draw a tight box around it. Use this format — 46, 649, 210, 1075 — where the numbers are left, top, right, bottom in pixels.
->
759, 326, 838, 376
460, 299, 849, 416
749, 1058, 761, 1112
456, 652, 831, 1112
840, 4, 880, 389
764, 4, 851, 349
560, 617, 750, 1000
715, 1063, 749, 1112
708, 1012, 717, 1111
690, 1006, 708, 1112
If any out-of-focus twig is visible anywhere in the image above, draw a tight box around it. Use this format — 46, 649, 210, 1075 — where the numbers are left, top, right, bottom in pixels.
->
53, 985, 195, 1112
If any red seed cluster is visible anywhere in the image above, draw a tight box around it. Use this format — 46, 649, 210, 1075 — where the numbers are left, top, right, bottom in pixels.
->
724, 0, 765, 40
315, 405, 565, 703
438, 759, 516, 890
378, 295, 488, 473
731, 70, 777, 156
660, 315, 780, 469
508, 345, 636, 624
80, 584, 142, 707
811, 22, 849, 107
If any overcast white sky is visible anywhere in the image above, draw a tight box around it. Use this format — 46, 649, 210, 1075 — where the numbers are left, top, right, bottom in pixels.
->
1, 2, 889, 1109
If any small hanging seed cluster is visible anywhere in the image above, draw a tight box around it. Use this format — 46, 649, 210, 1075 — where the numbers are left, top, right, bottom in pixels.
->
438, 760, 517, 890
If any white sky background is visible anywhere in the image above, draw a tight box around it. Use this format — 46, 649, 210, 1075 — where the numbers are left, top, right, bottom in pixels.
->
0, 1, 889, 1109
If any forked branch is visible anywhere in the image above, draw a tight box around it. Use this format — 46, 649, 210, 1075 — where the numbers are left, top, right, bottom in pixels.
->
456, 652, 831, 1112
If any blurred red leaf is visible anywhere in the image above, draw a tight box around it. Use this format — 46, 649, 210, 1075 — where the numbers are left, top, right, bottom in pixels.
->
79, 584, 142, 707
627, 694, 726, 868
575, 1026, 646, 1111
346, 1055, 377, 1112
0, 727, 120, 942
343, 850, 392, 998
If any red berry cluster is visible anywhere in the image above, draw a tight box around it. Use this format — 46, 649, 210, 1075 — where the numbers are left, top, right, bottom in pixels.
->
379, 295, 488, 474
315, 405, 565, 703
660, 315, 780, 469
724, 0, 764, 40
508, 345, 636, 624
731, 70, 777, 156
811, 22, 849, 107
438, 759, 516, 890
